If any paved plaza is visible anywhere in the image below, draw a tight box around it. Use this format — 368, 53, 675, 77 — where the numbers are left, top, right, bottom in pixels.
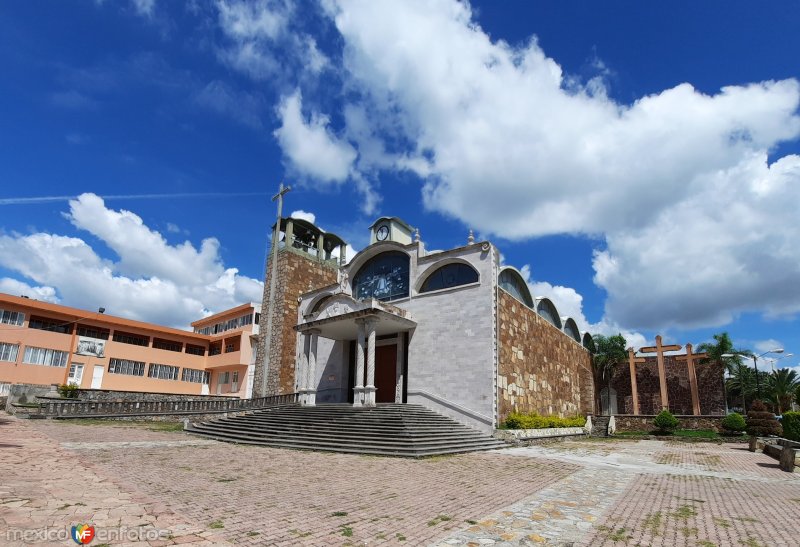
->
1, 416, 798, 546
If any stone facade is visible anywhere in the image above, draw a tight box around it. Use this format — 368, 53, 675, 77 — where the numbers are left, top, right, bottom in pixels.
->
497, 290, 593, 422
612, 356, 725, 416
253, 248, 338, 396
614, 414, 724, 433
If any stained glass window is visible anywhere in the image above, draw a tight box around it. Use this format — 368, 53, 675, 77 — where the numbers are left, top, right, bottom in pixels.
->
352, 251, 410, 302
420, 263, 479, 293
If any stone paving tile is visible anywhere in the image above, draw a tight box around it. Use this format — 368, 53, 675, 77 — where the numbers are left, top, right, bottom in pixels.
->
434, 466, 632, 546
27, 419, 576, 546
0, 416, 229, 546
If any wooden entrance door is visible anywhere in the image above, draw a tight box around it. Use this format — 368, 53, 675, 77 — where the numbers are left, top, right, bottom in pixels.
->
375, 345, 397, 403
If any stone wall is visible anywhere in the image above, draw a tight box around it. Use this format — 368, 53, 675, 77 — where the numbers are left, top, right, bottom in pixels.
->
612, 356, 725, 416
253, 248, 338, 396
614, 414, 724, 433
497, 291, 594, 423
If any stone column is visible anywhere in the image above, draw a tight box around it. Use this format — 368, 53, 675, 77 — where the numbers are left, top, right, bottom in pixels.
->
395, 336, 405, 403
306, 330, 320, 406
298, 334, 310, 405
285, 219, 294, 248
317, 233, 325, 261
353, 321, 366, 406
363, 320, 377, 407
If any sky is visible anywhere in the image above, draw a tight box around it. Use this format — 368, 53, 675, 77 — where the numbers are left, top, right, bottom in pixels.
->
1, 1, 799, 374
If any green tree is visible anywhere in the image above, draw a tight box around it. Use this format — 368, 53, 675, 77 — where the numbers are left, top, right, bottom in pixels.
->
766, 368, 800, 414
592, 334, 627, 415
698, 332, 751, 410
726, 363, 757, 413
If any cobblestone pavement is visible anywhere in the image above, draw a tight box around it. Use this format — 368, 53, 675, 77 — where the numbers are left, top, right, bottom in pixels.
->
437, 439, 800, 547
12, 418, 575, 546
5, 418, 799, 546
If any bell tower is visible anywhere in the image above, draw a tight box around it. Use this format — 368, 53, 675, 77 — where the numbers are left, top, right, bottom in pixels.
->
369, 216, 414, 245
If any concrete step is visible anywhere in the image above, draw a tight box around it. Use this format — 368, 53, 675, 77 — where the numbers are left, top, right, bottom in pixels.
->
186, 403, 505, 457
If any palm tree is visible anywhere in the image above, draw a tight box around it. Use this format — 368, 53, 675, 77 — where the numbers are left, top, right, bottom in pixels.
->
726, 363, 756, 413
698, 332, 751, 411
766, 368, 800, 414
592, 334, 627, 415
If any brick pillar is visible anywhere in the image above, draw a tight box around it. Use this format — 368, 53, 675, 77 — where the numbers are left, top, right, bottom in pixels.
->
364, 320, 377, 407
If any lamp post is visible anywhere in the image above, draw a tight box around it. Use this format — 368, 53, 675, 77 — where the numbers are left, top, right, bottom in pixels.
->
764, 353, 794, 373
723, 348, 784, 400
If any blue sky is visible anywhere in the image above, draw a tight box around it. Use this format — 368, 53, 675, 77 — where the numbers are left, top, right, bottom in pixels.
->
1, 1, 799, 372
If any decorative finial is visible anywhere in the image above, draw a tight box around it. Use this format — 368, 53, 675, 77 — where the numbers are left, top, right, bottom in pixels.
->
468, 229, 475, 245
414, 227, 420, 243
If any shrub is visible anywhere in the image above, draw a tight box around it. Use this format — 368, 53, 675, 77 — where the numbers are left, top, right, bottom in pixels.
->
721, 412, 746, 434
746, 400, 782, 437
57, 383, 80, 399
781, 411, 800, 442
502, 412, 585, 429
653, 410, 679, 434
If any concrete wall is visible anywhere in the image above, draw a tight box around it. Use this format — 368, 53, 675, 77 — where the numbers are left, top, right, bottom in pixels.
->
403, 244, 496, 431
497, 290, 594, 423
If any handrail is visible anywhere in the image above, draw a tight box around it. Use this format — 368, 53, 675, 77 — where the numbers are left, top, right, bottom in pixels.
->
38, 393, 299, 418
406, 389, 493, 425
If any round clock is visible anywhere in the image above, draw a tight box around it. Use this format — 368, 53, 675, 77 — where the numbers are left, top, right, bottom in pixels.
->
376, 224, 390, 241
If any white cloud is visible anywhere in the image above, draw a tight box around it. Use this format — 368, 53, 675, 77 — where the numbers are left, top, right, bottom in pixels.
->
754, 339, 786, 355
0, 194, 262, 328
517, 264, 648, 349
131, 0, 155, 17
307, 0, 800, 332
274, 90, 357, 184
0, 278, 59, 303
289, 210, 316, 224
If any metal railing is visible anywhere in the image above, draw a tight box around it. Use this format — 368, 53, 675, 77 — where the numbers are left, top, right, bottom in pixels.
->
36, 393, 298, 418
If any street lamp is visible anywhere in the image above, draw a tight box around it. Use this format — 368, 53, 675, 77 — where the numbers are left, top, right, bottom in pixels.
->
723, 348, 784, 400
764, 353, 794, 372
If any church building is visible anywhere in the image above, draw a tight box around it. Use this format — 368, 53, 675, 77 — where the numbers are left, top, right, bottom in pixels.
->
253, 216, 595, 433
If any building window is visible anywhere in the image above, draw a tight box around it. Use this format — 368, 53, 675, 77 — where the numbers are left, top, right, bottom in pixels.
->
148, 363, 179, 381
182, 368, 209, 384
498, 269, 534, 307
420, 263, 479, 293
0, 342, 20, 362
185, 344, 206, 356
194, 312, 254, 335
0, 309, 25, 326
217, 371, 230, 384
108, 358, 145, 376
352, 251, 410, 302
76, 325, 110, 340
209, 343, 222, 356
112, 331, 149, 347
28, 315, 73, 334
152, 338, 182, 352
23, 346, 68, 367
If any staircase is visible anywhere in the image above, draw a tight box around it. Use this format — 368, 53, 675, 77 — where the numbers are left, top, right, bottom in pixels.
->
185, 403, 506, 457
591, 415, 611, 437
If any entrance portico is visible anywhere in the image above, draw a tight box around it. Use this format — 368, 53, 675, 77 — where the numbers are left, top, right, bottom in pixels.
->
294, 295, 415, 407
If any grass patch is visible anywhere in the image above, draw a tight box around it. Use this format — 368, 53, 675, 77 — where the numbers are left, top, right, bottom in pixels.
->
642, 512, 662, 536
739, 537, 762, 547
288, 529, 311, 537
330, 511, 348, 517
208, 520, 224, 529
697, 541, 717, 547
395, 533, 406, 541
340, 525, 353, 537
672, 505, 698, 520
216, 478, 237, 483
607, 527, 632, 542
713, 518, 731, 528
427, 514, 452, 526
734, 517, 760, 523
465, 519, 478, 525
246, 531, 260, 537
680, 526, 698, 537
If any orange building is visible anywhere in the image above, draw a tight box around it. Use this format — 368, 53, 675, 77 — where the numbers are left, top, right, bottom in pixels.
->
0, 293, 259, 398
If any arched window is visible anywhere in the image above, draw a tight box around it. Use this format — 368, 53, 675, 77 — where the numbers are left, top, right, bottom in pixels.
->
498, 268, 533, 307
535, 298, 562, 329
420, 263, 479, 293
352, 251, 410, 302
563, 318, 581, 342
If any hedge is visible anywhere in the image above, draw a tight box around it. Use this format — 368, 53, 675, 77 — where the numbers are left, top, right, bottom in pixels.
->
782, 411, 800, 442
503, 412, 586, 430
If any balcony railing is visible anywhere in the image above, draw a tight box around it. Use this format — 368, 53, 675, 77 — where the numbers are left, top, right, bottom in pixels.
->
33, 392, 298, 418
